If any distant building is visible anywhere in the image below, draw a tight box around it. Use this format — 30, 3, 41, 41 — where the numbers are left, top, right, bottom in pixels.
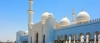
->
0, 40, 2, 42
16, 0, 100, 43
16, 31, 28, 43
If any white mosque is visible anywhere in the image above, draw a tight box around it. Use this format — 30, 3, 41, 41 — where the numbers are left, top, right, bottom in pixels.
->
16, 0, 100, 43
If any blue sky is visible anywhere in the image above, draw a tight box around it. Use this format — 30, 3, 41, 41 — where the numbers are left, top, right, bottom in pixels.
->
0, 0, 100, 42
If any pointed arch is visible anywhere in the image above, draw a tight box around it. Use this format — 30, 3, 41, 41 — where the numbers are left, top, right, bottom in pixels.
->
60, 35, 64, 43
57, 35, 60, 40
94, 31, 99, 39
94, 31, 99, 43
65, 35, 68, 40
69, 34, 72, 43
86, 32, 91, 43
69, 34, 72, 38
80, 33, 84, 43
74, 34, 78, 43
98, 33, 100, 43
61, 35, 64, 40
69, 34, 72, 41
36, 32, 38, 43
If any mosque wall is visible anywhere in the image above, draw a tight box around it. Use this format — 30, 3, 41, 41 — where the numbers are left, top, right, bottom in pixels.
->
16, 31, 25, 43
31, 22, 43, 43
54, 21, 100, 40
22, 35, 28, 41
28, 28, 32, 43
18, 0, 100, 43
45, 18, 56, 43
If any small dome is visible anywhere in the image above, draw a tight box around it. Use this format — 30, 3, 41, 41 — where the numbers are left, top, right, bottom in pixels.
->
76, 9, 90, 23
41, 11, 49, 21
25, 31, 28, 33
48, 13, 53, 18
60, 16, 70, 26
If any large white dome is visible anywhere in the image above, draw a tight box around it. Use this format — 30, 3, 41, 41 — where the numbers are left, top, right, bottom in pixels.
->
41, 11, 49, 21
76, 10, 90, 23
60, 16, 70, 26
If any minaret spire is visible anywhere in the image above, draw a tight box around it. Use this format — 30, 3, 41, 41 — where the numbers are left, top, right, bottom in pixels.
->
28, 0, 34, 26
29, 0, 32, 1
82, 8, 84, 11
46, 10, 48, 12
72, 7, 76, 24
64, 15, 66, 18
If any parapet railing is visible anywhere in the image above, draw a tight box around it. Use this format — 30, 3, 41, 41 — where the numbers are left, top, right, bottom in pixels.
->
77, 18, 100, 24
56, 18, 100, 30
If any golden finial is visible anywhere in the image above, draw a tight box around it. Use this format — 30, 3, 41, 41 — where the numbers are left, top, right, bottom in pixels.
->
64, 15, 66, 18
82, 8, 84, 11
46, 10, 48, 12
29, 0, 32, 1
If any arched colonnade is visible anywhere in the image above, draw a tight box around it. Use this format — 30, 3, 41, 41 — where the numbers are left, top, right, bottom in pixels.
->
54, 31, 100, 43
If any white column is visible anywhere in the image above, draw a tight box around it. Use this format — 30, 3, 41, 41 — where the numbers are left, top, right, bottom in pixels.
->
81, 35, 84, 43
65, 41, 68, 43
98, 34, 100, 43
74, 36, 75, 43
94, 35, 96, 43
69, 36, 71, 43
86, 35, 89, 43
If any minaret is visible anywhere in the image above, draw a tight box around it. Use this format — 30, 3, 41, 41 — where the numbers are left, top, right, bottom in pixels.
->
28, 0, 33, 43
72, 7, 75, 24
28, 0, 34, 27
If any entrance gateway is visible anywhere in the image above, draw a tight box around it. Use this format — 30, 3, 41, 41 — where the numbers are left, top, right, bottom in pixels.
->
36, 33, 38, 43
35, 32, 45, 43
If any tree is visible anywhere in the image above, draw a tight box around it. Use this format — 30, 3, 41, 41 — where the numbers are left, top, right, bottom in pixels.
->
14, 41, 16, 43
